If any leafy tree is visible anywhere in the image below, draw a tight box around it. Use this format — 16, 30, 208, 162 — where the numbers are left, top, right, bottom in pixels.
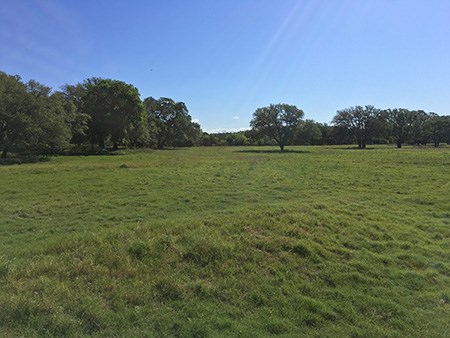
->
82, 78, 145, 149
441, 116, 450, 145
126, 114, 152, 148
386, 108, 417, 148
429, 113, 450, 147
225, 132, 249, 146
61, 84, 90, 145
332, 105, 384, 148
144, 97, 200, 148
0, 72, 73, 158
25, 81, 77, 154
200, 132, 219, 146
172, 119, 202, 147
0, 72, 35, 158
295, 119, 322, 145
250, 103, 304, 151
329, 126, 353, 145
410, 110, 430, 145
318, 123, 333, 145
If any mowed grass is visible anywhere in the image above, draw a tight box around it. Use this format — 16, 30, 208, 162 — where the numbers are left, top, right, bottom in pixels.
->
0, 146, 449, 337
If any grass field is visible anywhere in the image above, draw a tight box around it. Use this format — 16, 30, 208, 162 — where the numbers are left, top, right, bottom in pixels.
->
0, 146, 449, 337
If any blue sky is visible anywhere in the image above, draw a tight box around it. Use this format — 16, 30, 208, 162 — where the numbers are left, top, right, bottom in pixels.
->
1, 0, 449, 132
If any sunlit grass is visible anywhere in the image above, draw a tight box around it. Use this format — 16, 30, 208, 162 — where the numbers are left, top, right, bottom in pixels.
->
0, 146, 449, 336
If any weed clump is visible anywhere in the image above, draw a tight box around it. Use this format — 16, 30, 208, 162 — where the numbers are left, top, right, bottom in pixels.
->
291, 243, 311, 257
182, 237, 232, 267
153, 278, 183, 302
128, 241, 151, 260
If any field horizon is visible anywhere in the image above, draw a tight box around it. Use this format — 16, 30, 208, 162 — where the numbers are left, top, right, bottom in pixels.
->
1, 145, 449, 337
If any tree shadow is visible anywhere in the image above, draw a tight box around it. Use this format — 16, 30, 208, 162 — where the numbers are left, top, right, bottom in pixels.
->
66, 150, 125, 156
158, 148, 188, 151
67, 147, 188, 155
0, 156, 50, 166
332, 146, 376, 150
235, 149, 310, 154
65, 146, 131, 156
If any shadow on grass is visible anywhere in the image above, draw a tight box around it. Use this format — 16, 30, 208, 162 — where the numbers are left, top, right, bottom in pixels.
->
0, 156, 50, 166
157, 148, 188, 151
65, 150, 125, 156
332, 146, 376, 150
235, 149, 310, 154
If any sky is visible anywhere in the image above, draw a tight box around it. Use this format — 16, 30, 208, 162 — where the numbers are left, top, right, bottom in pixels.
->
1, 0, 449, 132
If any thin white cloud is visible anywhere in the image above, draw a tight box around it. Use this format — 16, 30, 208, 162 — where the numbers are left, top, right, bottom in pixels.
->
205, 127, 249, 134
233, 116, 239, 120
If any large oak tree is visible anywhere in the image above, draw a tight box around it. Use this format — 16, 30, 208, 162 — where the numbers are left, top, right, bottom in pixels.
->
82, 78, 145, 149
250, 103, 304, 151
0, 72, 73, 158
332, 105, 385, 149
144, 97, 201, 148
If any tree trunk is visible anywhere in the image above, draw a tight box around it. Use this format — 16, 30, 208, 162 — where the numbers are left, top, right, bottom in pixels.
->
397, 141, 402, 148
280, 144, 284, 151
113, 141, 118, 150
98, 138, 105, 149
434, 140, 439, 148
157, 133, 166, 149
1, 147, 7, 159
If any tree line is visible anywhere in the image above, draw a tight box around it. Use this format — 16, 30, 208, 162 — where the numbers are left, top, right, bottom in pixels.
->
330, 105, 450, 149
0, 71, 202, 158
201, 104, 449, 150
1, 70, 449, 158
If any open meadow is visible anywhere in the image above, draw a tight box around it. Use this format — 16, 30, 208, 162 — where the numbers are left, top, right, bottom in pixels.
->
0, 146, 449, 337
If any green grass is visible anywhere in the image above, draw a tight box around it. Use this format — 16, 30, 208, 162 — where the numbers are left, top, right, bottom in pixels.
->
0, 146, 449, 337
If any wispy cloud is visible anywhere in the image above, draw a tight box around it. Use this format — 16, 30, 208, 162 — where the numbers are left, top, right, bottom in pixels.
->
205, 127, 249, 134
232, 116, 239, 120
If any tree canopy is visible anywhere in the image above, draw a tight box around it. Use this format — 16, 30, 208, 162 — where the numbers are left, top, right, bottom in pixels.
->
0, 72, 73, 158
81, 78, 145, 150
250, 103, 304, 151
332, 105, 385, 149
295, 119, 323, 145
144, 97, 201, 148
386, 109, 418, 148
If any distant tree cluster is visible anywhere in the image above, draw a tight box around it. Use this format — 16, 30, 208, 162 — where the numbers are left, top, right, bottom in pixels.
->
331, 106, 450, 149
246, 103, 449, 150
0, 71, 202, 158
